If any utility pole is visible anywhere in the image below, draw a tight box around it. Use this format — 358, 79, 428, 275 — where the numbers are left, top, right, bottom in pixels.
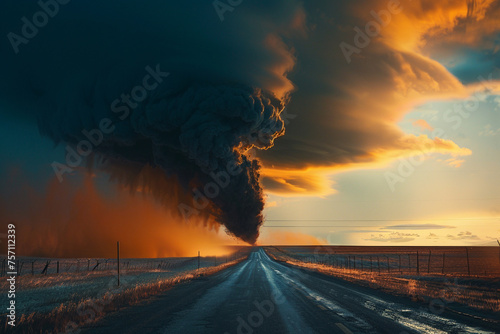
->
497, 240, 500, 266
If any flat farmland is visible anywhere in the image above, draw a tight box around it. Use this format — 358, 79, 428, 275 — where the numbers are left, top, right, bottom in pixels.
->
0, 247, 251, 332
271, 246, 500, 276
265, 246, 500, 314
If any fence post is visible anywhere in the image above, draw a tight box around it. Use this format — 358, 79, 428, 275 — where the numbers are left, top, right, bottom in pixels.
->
416, 251, 420, 275
41, 260, 50, 275
442, 252, 445, 274
117, 241, 120, 287
466, 247, 471, 276
427, 250, 431, 274
92, 260, 100, 271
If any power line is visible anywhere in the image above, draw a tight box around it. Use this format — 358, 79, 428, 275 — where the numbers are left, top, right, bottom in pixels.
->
264, 226, 383, 228
324, 198, 500, 203
263, 217, 500, 227
265, 218, 500, 222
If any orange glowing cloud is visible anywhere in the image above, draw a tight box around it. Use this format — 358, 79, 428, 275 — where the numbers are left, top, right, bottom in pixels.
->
261, 133, 471, 196
261, 168, 336, 197
349, 0, 499, 51
412, 119, 434, 131
440, 158, 466, 168
375, 134, 472, 159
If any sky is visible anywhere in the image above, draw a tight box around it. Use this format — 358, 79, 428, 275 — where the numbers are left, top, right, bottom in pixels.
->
0, 0, 499, 257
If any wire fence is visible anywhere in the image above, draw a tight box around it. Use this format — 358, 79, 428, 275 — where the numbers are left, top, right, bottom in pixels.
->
271, 246, 500, 277
0, 252, 243, 277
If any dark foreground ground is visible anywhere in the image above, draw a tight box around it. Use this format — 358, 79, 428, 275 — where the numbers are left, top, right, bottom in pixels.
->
81, 248, 500, 334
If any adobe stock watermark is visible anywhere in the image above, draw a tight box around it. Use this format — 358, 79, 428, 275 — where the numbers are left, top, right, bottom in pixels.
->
385, 73, 497, 192
340, 0, 403, 64
65, 266, 134, 334
7, 0, 71, 54
425, 277, 460, 315
51, 64, 170, 182
224, 291, 285, 334
213, 0, 243, 22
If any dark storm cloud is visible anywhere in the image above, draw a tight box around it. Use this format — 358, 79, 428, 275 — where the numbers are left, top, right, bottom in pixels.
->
0, 0, 305, 243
